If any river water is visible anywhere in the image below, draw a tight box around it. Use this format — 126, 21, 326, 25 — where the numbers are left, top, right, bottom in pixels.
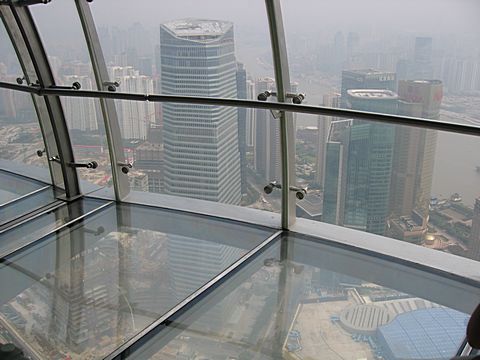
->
432, 131, 480, 207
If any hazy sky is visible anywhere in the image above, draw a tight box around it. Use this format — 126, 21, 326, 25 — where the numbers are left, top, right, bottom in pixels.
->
32, 0, 480, 39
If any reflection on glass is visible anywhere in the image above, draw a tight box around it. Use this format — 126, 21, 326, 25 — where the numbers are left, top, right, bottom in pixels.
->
134, 235, 469, 360
296, 108, 480, 262
0, 171, 58, 227
0, 203, 274, 359
0, 197, 108, 257
0, 171, 46, 206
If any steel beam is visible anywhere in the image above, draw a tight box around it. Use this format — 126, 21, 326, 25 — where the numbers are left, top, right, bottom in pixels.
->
75, 0, 129, 200
265, 0, 296, 230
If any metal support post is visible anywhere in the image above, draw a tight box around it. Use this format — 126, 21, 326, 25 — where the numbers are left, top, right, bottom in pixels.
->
265, 0, 296, 230
75, 0, 130, 200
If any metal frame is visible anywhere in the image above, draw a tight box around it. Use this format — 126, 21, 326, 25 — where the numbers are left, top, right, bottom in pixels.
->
0, 3, 81, 199
265, 0, 296, 229
104, 230, 283, 360
75, 0, 129, 200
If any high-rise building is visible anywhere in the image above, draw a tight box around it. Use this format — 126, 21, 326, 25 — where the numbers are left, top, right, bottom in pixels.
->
315, 93, 340, 187
109, 66, 155, 140
471, 198, 480, 261
340, 69, 396, 107
160, 19, 241, 204
245, 79, 256, 149
389, 80, 442, 243
413, 37, 433, 79
134, 142, 164, 194
333, 32, 346, 74
236, 62, 247, 195
396, 37, 434, 83
62, 75, 98, 132
323, 89, 398, 235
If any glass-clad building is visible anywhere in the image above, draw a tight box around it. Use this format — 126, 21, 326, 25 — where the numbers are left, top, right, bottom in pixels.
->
0, 1, 479, 359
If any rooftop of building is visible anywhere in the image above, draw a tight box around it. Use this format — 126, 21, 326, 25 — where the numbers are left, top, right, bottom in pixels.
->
347, 89, 398, 99
377, 307, 468, 360
401, 79, 443, 85
162, 18, 232, 38
342, 68, 396, 76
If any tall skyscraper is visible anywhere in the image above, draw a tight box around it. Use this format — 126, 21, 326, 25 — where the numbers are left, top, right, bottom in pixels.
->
62, 75, 98, 132
245, 79, 256, 149
160, 19, 241, 204
315, 93, 340, 187
109, 66, 155, 140
323, 89, 398, 235
471, 198, 480, 261
413, 37, 433, 79
340, 69, 396, 107
389, 80, 442, 242
333, 32, 346, 73
396, 37, 434, 83
236, 62, 247, 195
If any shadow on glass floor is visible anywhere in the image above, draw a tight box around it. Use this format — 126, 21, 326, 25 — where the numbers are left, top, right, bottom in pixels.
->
128, 234, 477, 360
0, 201, 276, 359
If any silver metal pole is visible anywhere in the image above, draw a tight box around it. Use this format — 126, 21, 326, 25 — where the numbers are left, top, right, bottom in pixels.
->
265, 0, 296, 230
3, 82, 480, 138
75, 0, 130, 200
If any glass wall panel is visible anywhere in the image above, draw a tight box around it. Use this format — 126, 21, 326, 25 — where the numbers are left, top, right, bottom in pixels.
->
118, 101, 281, 214
0, 21, 49, 178
31, 3, 114, 195
0, 202, 275, 359
282, 0, 480, 125
128, 234, 471, 359
90, 0, 274, 98
296, 110, 480, 263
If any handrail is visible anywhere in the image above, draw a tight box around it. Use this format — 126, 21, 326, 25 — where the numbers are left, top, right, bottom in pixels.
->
1, 80, 480, 137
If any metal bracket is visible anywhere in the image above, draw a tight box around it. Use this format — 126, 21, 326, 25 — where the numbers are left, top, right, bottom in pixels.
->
68, 161, 98, 169
117, 162, 133, 174
258, 91, 306, 104
103, 81, 120, 92
36, 148, 46, 157
263, 181, 307, 200
49, 82, 81, 90
48, 155, 60, 163
270, 109, 283, 119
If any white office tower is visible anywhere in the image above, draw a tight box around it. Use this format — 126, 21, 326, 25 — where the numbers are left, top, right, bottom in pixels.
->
108, 66, 155, 140
160, 19, 241, 204
62, 75, 98, 131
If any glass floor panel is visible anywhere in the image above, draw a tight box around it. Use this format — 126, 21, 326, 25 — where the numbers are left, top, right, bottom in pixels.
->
0, 202, 275, 359
130, 234, 473, 360
0, 170, 47, 206
0, 197, 109, 257
0, 170, 59, 227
